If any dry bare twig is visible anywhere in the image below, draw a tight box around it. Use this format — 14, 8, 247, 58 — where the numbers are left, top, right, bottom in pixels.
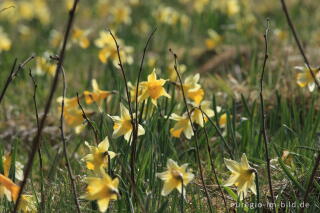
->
13, 0, 80, 211
259, 18, 275, 207
169, 48, 214, 213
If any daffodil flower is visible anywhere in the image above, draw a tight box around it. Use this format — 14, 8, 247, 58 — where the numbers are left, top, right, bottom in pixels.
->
182, 74, 204, 104
138, 69, 171, 106
71, 27, 90, 49
0, 174, 20, 202
191, 101, 220, 127
82, 136, 116, 174
0, 27, 11, 52
82, 172, 119, 212
18, 194, 37, 213
0, 154, 23, 202
224, 153, 256, 199
219, 113, 227, 128
205, 29, 222, 50
295, 65, 320, 92
109, 103, 145, 142
156, 159, 194, 196
56, 96, 78, 110
83, 79, 111, 105
169, 113, 193, 139
34, 54, 56, 77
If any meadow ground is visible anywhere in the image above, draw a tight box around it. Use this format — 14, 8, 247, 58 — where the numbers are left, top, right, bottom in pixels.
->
0, 0, 320, 212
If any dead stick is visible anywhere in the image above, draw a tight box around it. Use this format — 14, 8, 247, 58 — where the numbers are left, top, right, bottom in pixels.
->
13, 1, 79, 211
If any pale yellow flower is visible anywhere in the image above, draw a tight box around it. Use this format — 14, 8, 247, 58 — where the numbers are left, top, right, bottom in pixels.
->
156, 159, 194, 196
295, 65, 320, 92
193, 0, 209, 13
34, 54, 56, 77
82, 137, 116, 174
219, 113, 227, 128
49, 30, 63, 48
0, 28, 11, 52
82, 172, 119, 212
224, 153, 256, 199
154, 6, 180, 25
205, 29, 222, 50
191, 101, 220, 127
182, 74, 204, 104
109, 103, 145, 142
138, 69, 171, 106
83, 79, 111, 105
18, 194, 37, 213
71, 27, 90, 49
167, 62, 186, 82
169, 113, 193, 139
110, 3, 131, 25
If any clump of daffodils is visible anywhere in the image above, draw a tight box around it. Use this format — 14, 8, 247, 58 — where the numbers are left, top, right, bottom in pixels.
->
157, 159, 194, 196
82, 172, 119, 212
224, 153, 256, 199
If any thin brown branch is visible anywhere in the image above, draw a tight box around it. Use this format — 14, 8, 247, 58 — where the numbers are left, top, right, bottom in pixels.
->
259, 19, 275, 207
108, 29, 137, 193
76, 93, 99, 144
131, 28, 157, 193
60, 68, 81, 213
29, 69, 45, 213
169, 48, 214, 213
199, 106, 228, 213
13, 0, 79, 211
0, 55, 35, 105
280, 0, 320, 90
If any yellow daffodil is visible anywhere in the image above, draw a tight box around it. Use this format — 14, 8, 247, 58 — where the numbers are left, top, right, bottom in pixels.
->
224, 153, 256, 199
109, 103, 145, 142
0, 27, 11, 52
2, 154, 24, 181
295, 65, 320, 92
226, 0, 240, 16
182, 74, 204, 104
167, 62, 186, 82
34, 53, 56, 77
138, 69, 171, 106
82, 172, 119, 212
110, 3, 131, 25
154, 6, 180, 25
205, 29, 222, 50
0, 174, 20, 202
18, 194, 37, 213
219, 113, 227, 128
49, 30, 63, 48
82, 136, 116, 173
56, 96, 78, 110
95, 31, 133, 66
84, 79, 111, 105
191, 101, 220, 127
71, 27, 90, 49
156, 159, 194, 196
169, 113, 193, 139
193, 0, 209, 13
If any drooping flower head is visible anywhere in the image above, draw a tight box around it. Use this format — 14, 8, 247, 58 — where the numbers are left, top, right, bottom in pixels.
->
82, 136, 116, 174
138, 69, 171, 106
82, 172, 119, 212
83, 79, 111, 105
109, 103, 145, 142
0, 174, 20, 202
169, 113, 193, 139
224, 153, 256, 199
156, 159, 194, 196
